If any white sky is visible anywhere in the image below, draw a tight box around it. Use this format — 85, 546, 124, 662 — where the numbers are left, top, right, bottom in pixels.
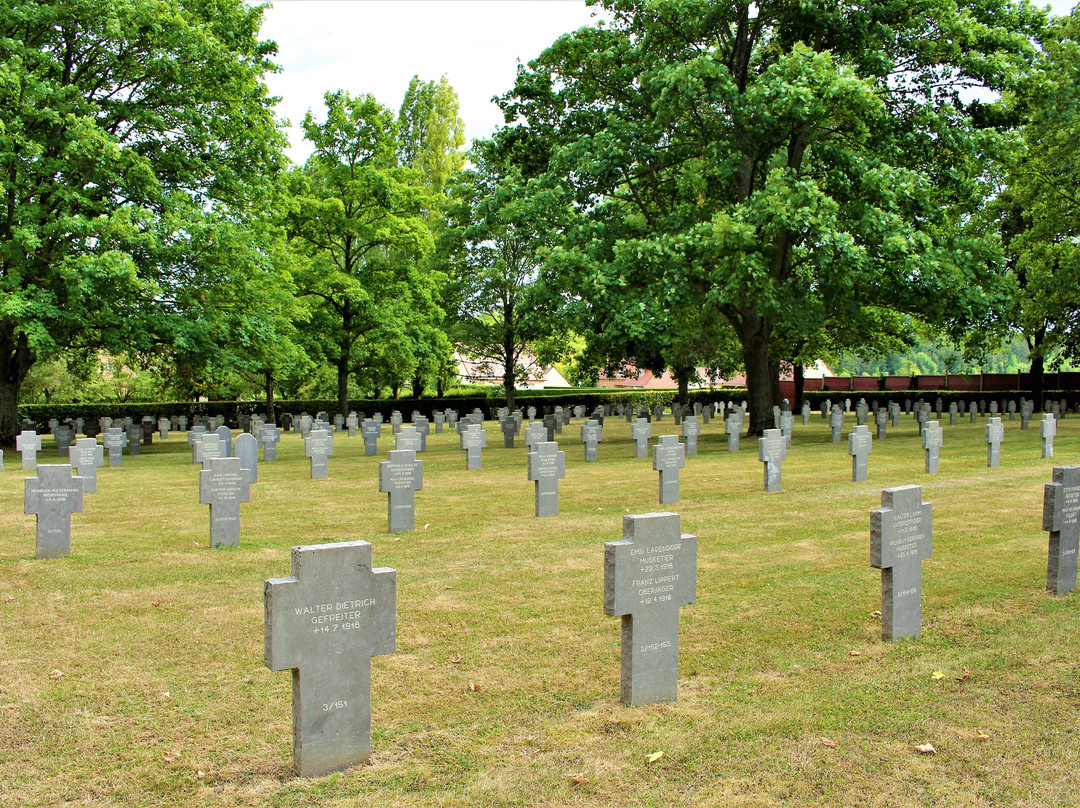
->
258, 0, 1078, 166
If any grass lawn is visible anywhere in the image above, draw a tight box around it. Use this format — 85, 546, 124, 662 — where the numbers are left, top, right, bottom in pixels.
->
1, 409, 1078, 807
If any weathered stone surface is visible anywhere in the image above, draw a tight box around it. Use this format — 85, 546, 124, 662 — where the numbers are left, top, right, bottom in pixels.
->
379, 450, 423, 533
848, 425, 872, 482
25, 465, 84, 559
604, 512, 697, 705
1043, 465, 1080, 596
653, 436, 685, 505
305, 430, 334, 480
871, 485, 932, 642
264, 540, 396, 777
199, 456, 252, 548
527, 441, 566, 517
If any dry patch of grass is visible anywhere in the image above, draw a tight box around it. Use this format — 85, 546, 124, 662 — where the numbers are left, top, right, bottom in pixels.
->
1, 412, 1078, 806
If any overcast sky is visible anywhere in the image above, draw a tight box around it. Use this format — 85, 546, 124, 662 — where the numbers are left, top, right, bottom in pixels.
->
258, 0, 1078, 166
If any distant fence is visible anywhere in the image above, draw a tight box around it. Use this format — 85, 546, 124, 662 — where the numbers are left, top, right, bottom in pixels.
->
780, 372, 1080, 400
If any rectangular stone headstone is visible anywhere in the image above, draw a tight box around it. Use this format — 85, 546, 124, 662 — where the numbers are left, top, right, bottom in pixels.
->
871, 485, 932, 642
24, 465, 84, 559
379, 450, 423, 533
264, 540, 396, 777
603, 512, 696, 705
260, 424, 281, 461
103, 427, 127, 467
527, 441, 566, 517
362, 419, 381, 456
199, 456, 252, 548
235, 432, 259, 483
1044, 465, 1080, 596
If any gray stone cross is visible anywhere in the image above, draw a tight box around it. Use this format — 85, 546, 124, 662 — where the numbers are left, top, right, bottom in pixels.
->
524, 421, 548, 450
682, 416, 702, 455
305, 429, 334, 479
632, 417, 652, 459
199, 456, 252, 548
196, 433, 225, 470
758, 428, 787, 492
580, 419, 602, 461
362, 419, 381, 456
922, 421, 943, 474
103, 427, 127, 467
527, 441, 566, 517
16, 430, 42, 470
460, 423, 487, 470
69, 437, 104, 493
1041, 413, 1057, 458
871, 485, 932, 642
395, 425, 422, 453
830, 407, 844, 443
25, 465, 84, 559
1043, 465, 1080, 596
725, 414, 742, 452
379, 450, 423, 533
264, 540, 396, 777
604, 512, 697, 705
260, 424, 281, 461
986, 417, 1004, 468
500, 416, 519, 449
875, 408, 888, 440
848, 425, 872, 482
653, 435, 685, 505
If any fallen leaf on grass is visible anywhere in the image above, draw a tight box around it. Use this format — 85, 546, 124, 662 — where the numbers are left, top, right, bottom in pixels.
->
870, 610, 882, 618
848, 651, 861, 657
975, 730, 990, 742
197, 770, 206, 779
423, 524, 430, 530
442, 586, 452, 590
645, 751, 664, 764
956, 670, 970, 682
566, 773, 587, 784
931, 671, 945, 680
3, 594, 13, 602
151, 601, 161, 608
162, 750, 181, 762
48, 669, 64, 680
914, 743, 937, 755
466, 682, 481, 692
449, 654, 463, 664
820, 738, 840, 749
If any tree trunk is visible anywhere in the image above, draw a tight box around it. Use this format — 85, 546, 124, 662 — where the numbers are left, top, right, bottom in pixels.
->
391, 381, 401, 399
1030, 351, 1045, 411
503, 329, 516, 411
673, 367, 690, 407
793, 363, 805, 412
264, 368, 275, 421
769, 357, 781, 408
336, 350, 349, 420
738, 312, 774, 436
0, 326, 35, 448
412, 376, 426, 398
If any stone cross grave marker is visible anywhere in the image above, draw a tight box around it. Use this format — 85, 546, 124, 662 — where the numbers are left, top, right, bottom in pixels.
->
801, 402, 811, 425
830, 407, 844, 443
25, 465, 84, 559
187, 425, 207, 448
196, 433, 225, 470
460, 423, 487, 470
264, 540, 396, 777
347, 413, 358, 438
603, 512, 697, 706
1043, 465, 1080, 596
500, 416, 519, 449
524, 421, 548, 450
969, 401, 978, 423
395, 425, 422, 453
985, 417, 1004, 468
124, 423, 141, 456
1008, 400, 1016, 421
235, 432, 259, 483
390, 412, 403, 434
414, 416, 430, 451
682, 416, 702, 456
632, 417, 652, 459
779, 412, 794, 448
140, 416, 154, 445
848, 424, 872, 482
875, 408, 888, 440
199, 456, 252, 548
334, 414, 344, 433
542, 414, 557, 442
1021, 401, 1033, 430
362, 419, 381, 457
871, 485, 932, 642
69, 437, 104, 493
888, 402, 900, 428
433, 410, 445, 434
947, 402, 958, 426
103, 427, 127, 467
379, 450, 423, 533
261, 424, 281, 461
1041, 413, 1057, 458
16, 430, 42, 471
759, 428, 787, 492
922, 421, 943, 474
725, 414, 742, 452
305, 430, 334, 479
527, 441, 566, 517
653, 436, 685, 505
158, 418, 170, 440
581, 419, 602, 461
54, 424, 74, 458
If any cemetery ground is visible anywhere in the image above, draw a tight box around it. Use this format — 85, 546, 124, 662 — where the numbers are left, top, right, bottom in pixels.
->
1, 413, 1078, 808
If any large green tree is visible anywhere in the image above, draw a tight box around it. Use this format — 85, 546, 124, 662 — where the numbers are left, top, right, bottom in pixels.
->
0, 0, 284, 443
284, 91, 435, 415
502, 0, 1042, 433
998, 8, 1080, 407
